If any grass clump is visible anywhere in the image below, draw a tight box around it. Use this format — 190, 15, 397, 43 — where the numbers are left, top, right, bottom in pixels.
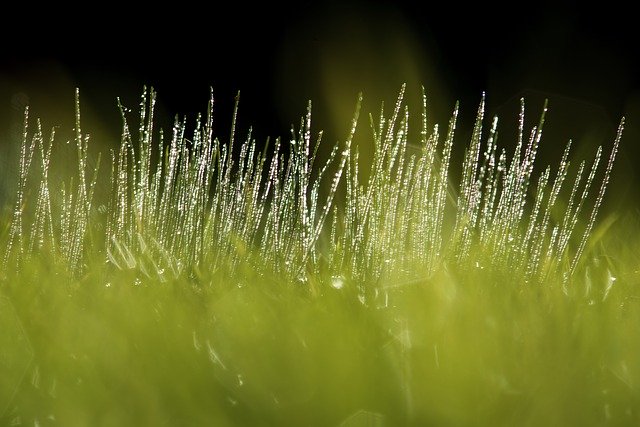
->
1, 86, 638, 426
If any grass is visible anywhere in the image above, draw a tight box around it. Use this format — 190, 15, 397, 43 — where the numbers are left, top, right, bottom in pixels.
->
0, 86, 638, 426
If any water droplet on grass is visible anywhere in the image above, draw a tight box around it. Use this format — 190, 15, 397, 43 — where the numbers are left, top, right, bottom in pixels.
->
331, 276, 344, 289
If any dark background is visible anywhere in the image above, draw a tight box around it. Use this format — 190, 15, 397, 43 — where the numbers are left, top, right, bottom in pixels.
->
1, 1, 639, 209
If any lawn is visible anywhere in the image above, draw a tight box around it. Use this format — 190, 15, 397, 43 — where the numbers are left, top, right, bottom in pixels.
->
1, 87, 638, 426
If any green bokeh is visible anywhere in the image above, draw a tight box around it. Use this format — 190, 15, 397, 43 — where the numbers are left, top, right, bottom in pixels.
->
0, 296, 33, 417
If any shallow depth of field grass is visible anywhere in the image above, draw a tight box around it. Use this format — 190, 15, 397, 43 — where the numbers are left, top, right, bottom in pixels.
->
1, 87, 639, 426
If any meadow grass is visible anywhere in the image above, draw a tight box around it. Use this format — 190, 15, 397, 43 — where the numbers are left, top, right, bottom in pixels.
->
0, 87, 638, 426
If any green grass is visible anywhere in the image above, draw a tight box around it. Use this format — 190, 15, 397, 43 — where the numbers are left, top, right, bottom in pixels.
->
1, 86, 639, 426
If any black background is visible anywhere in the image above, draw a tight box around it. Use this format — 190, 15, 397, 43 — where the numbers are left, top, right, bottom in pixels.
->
1, 1, 638, 208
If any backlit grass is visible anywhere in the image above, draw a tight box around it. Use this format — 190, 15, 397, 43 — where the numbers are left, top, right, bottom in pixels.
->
0, 87, 638, 426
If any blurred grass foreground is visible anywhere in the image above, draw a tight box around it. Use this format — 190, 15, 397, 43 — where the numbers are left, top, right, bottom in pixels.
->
1, 87, 639, 426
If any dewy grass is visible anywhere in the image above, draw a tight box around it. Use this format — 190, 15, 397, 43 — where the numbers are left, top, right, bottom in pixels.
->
4, 89, 622, 288
1, 87, 624, 286
0, 86, 637, 426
